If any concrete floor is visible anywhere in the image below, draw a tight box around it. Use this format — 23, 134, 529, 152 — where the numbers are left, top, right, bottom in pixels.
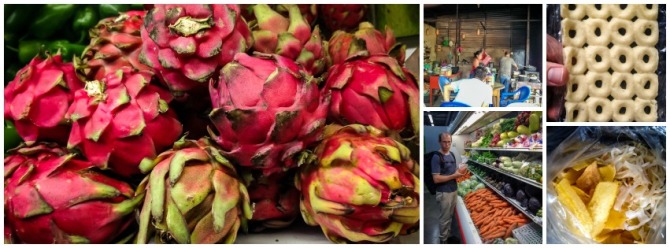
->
423, 187, 462, 244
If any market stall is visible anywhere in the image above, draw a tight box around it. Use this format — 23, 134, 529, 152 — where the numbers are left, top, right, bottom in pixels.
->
423, 4, 543, 107
424, 111, 543, 244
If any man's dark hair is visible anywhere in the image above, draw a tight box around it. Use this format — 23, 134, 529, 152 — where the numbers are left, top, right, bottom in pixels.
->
504, 51, 510, 56
438, 132, 452, 142
474, 66, 487, 80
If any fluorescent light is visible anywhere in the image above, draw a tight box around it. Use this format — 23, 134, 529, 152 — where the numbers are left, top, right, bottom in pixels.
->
455, 111, 486, 135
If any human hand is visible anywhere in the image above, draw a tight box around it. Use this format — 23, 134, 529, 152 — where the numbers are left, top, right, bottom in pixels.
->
547, 35, 569, 121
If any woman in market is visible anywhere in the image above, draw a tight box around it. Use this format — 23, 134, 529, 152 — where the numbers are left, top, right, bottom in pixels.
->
470, 49, 484, 78
431, 132, 464, 244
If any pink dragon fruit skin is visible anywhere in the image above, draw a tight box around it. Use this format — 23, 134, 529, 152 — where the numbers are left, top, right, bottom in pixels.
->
4, 143, 142, 244
135, 138, 252, 244
323, 52, 419, 141
329, 22, 406, 66
4, 54, 84, 146
139, 4, 253, 98
75, 10, 151, 82
209, 52, 329, 176
298, 124, 420, 243
319, 4, 368, 32
244, 171, 300, 231
66, 68, 182, 178
251, 4, 328, 76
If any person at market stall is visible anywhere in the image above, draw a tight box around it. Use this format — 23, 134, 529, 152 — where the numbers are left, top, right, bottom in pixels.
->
499, 51, 518, 93
442, 66, 493, 107
470, 49, 485, 78
431, 132, 465, 244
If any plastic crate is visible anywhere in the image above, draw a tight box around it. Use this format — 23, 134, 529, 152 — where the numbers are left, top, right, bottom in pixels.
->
512, 223, 542, 244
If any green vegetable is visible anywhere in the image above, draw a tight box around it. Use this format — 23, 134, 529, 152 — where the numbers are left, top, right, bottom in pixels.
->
98, 4, 130, 18
29, 4, 77, 39
500, 118, 516, 133
4, 120, 23, 153
5, 5, 35, 34
73, 6, 98, 32
19, 40, 46, 64
46, 40, 86, 61
480, 133, 493, 148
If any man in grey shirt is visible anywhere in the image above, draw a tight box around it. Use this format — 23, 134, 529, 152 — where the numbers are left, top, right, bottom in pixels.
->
431, 132, 463, 244
499, 51, 518, 93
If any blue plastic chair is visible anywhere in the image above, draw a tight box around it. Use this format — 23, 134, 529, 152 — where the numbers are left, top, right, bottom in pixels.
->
440, 101, 471, 107
500, 86, 531, 107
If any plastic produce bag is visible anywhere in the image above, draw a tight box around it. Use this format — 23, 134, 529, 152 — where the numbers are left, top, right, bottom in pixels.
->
546, 4, 666, 122
547, 126, 666, 243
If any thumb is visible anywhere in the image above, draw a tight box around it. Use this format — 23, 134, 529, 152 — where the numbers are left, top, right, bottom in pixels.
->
547, 62, 569, 87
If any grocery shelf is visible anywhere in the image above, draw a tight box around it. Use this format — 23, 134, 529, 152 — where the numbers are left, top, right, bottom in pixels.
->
455, 196, 483, 244
456, 111, 518, 135
465, 147, 542, 153
468, 160, 542, 189
469, 169, 542, 226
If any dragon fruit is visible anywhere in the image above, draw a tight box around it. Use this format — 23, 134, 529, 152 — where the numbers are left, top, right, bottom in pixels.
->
135, 138, 252, 244
139, 4, 253, 98
209, 52, 329, 176
297, 124, 420, 243
75, 10, 150, 81
4, 54, 84, 146
322, 52, 419, 141
250, 4, 327, 76
319, 4, 368, 32
328, 22, 406, 65
242, 4, 318, 26
244, 171, 300, 231
66, 68, 182, 178
276, 4, 318, 26
4, 143, 142, 243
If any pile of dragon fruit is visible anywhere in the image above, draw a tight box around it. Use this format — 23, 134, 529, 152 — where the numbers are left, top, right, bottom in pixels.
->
3, 4, 420, 244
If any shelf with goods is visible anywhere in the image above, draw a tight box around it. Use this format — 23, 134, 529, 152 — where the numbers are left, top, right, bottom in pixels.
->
468, 159, 541, 190
468, 168, 542, 226
453, 171, 536, 244
461, 111, 542, 150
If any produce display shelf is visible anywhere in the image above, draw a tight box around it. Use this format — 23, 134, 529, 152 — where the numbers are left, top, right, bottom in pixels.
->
465, 147, 542, 153
469, 170, 542, 226
469, 160, 542, 189
455, 196, 483, 244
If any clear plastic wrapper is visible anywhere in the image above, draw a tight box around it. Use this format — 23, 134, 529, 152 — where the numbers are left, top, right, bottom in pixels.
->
547, 126, 666, 243
546, 4, 666, 122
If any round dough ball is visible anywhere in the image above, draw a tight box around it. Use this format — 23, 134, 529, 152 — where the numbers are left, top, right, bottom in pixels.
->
610, 72, 635, 99
610, 45, 634, 72
609, 18, 634, 46
584, 19, 610, 46
566, 74, 589, 102
585, 46, 610, 73
565, 101, 589, 122
561, 4, 586, 20
636, 4, 658, 20
611, 100, 635, 122
563, 46, 587, 75
633, 73, 658, 100
634, 98, 658, 122
586, 97, 613, 122
633, 19, 659, 47
585, 72, 612, 98
562, 19, 586, 47
609, 4, 636, 19
633, 46, 658, 73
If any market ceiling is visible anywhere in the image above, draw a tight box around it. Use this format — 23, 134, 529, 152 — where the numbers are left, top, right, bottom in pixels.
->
424, 4, 542, 23
424, 111, 460, 127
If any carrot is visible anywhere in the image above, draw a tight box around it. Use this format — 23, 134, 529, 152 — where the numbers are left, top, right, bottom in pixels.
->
505, 223, 518, 239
